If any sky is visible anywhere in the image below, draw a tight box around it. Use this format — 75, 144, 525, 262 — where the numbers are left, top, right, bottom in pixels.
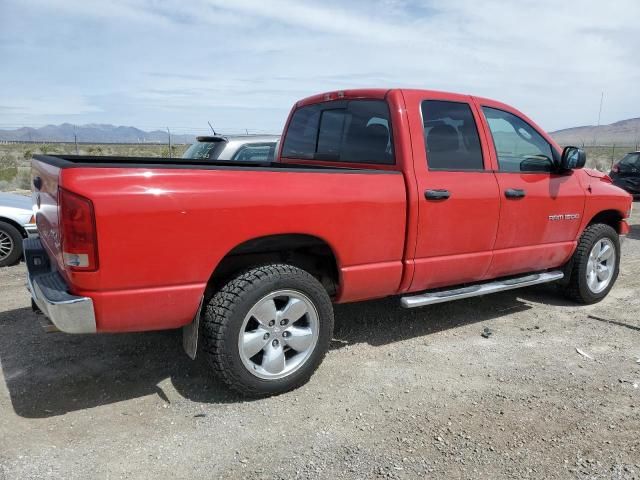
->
1, 0, 639, 135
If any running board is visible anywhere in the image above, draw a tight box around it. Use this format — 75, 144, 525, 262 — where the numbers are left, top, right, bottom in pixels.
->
400, 271, 564, 308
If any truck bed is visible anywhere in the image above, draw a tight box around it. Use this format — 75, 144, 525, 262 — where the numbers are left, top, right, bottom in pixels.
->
34, 154, 382, 173
31, 153, 408, 332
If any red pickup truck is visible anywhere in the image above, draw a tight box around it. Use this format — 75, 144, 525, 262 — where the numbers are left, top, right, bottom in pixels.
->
26, 89, 632, 397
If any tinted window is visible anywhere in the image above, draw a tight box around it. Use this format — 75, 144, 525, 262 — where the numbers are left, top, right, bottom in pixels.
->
280, 105, 321, 159
232, 143, 276, 162
281, 100, 393, 164
317, 109, 346, 159
421, 101, 483, 170
483, 107, 554, 173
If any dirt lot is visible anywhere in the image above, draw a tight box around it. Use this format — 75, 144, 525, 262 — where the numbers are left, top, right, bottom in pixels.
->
1, 207, 639, 479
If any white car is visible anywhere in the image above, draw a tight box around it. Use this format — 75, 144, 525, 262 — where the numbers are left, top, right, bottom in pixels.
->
182, 135, 280, 162
0, 193, 37, 267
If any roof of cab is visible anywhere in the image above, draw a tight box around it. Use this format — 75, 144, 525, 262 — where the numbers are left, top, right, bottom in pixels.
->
295, 88, 508, 109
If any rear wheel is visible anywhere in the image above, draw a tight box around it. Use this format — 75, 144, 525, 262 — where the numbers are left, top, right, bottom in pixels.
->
0, 221, 23, 267
201, 264, 334, 397
564, 223, 620, 304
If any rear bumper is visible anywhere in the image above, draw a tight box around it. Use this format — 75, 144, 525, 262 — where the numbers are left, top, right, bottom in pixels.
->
24, 238, 96, 334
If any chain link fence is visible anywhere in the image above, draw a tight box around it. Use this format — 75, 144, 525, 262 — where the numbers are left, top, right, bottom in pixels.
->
581, 145, 639, 171
1, 139, 638, 193
0, 141, 194, 192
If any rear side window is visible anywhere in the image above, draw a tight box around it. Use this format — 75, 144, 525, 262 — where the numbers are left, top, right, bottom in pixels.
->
421, 101, 484, 170
482, 107, 555, 173
281, 100, 393, 164
232, 143, 276, 162
182, 141, 226, 160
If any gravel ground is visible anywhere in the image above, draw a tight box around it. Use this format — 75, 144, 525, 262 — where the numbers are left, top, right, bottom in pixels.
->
1, 205, 639, 479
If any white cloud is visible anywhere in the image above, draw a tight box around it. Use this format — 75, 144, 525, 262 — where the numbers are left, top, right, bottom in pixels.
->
0, 95, 102, 120
1, 0, 639, 131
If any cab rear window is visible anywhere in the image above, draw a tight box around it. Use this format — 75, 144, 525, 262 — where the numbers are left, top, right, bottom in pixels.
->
281, 100, 394, 165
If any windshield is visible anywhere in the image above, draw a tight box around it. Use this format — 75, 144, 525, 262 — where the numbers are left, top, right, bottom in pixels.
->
182, 141, 226, 160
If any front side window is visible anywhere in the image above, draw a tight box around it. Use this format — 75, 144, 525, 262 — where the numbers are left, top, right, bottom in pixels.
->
232, 143, 276, 162
421, 101, 484, 170
281, 100, 393, 164
482, 107, 555, 173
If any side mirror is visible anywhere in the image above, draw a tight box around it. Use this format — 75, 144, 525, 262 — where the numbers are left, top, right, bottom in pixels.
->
560, 146, 586, 171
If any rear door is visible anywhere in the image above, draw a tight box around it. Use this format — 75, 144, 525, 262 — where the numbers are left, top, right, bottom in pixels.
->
404, 91, 501, 291
477, 101, 585, 278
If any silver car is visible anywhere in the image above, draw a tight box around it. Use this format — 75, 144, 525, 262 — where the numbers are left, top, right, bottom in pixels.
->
0, 192, 37, 267
182, 135, 280, 162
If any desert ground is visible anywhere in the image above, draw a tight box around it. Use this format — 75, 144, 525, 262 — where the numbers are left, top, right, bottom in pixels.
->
0, 204, 638, 479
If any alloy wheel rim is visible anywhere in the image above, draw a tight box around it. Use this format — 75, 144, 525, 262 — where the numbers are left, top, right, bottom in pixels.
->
238, 289, 319, 380
586, 238, 616, 294
0, 231, 14, 261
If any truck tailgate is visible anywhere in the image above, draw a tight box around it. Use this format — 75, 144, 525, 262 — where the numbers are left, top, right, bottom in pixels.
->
32, 158, 64, 271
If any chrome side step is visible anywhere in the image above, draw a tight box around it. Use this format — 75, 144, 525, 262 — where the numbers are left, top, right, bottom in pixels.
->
400, 271, 564, 308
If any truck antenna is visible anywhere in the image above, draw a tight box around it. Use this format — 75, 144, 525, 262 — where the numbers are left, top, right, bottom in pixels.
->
208, 121, 217, 135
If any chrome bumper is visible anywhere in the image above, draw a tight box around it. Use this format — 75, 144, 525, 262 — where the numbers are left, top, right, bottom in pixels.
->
24, 238, 96, 334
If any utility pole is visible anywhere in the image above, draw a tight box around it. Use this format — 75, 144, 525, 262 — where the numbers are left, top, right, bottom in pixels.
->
74, 125, 79, 154
167, 127, 172, 158
597, 92, 604, 127
594, 91, 604, 146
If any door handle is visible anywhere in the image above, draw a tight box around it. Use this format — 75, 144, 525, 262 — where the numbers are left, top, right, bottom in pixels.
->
425, 189, 450, 200
505, 188, 526, 199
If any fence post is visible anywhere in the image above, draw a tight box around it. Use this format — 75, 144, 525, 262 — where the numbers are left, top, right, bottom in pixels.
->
167, 127, 172, 158
611, 144, 615, 169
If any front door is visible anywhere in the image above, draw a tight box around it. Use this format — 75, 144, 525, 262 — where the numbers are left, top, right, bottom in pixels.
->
406, 92, 501, 292
478, 103, 586, 278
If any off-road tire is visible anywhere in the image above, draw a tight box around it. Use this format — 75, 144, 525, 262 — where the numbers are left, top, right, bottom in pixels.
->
201, 264, 334, 397
564, 223, 620, 304
0, 221, 23, 267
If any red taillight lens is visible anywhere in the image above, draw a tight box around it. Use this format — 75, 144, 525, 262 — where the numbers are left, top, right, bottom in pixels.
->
59, 189, 98, 271
612, 164, 619, 173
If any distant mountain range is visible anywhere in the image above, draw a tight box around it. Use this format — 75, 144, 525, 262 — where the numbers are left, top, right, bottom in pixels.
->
0, 123, 196, 144
550, 118, 640, 146
0, 118, 638, 146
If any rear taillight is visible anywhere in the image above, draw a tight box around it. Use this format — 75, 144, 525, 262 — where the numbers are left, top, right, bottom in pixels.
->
59, 189, 98, 271
612, 164, 619, 173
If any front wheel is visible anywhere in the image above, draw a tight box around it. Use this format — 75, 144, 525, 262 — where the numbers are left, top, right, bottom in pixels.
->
201, 264, 334, 397
564, 223, 620, 304
0, 221, 23, 267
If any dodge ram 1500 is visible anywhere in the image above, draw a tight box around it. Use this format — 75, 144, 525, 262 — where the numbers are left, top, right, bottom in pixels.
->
26, 88, 632, 396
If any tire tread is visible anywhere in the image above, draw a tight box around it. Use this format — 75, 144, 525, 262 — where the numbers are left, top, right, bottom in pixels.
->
0, 221, 23, 267
564, 223, 619, 304
200, 264, 332, 397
